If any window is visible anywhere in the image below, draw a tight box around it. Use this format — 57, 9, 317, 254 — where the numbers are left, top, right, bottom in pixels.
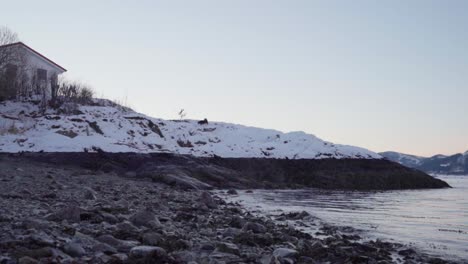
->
6, 64, 18, 78
37, 69, 47, 81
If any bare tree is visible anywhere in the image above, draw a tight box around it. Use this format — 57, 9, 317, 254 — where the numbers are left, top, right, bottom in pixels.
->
0, 26, 27, 100
0, 26, 20, 71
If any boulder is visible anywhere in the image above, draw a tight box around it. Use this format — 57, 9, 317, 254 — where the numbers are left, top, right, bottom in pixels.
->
273, 248, 298, 259
229, 216, 246, 228
216, 242, 240, 255
200, 191, 217, 209
97, 234, 121, 248
115, 221, 140, 238
93, 243, 118, 255
130, 209, 159, 227
129, 246, 166, 259
63, 242, 86, 257
242, 222, 266, 234
227, 189, 238, 195
110, 253, 128, 262
48, 205, 82, 223
222, 228, 241, 238
141, 232, 164, 246
83, 187, 97, 200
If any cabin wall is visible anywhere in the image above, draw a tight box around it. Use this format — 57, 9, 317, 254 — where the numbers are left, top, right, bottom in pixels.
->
0, 44, 65, 100
23, 49, 65, 97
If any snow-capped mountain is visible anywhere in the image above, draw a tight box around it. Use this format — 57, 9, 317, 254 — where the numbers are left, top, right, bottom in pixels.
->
380, 151, 468, 175
0, 100, 381, 159
378, 151, 424, 168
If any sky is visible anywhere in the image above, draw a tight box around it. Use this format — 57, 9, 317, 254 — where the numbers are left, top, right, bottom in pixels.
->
1, 0, 467, 157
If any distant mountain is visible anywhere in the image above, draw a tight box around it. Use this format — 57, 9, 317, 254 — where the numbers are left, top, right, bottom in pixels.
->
380, 151, 468, 175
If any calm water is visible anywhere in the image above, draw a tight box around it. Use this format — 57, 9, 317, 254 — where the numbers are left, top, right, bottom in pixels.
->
222, 175, 468, 262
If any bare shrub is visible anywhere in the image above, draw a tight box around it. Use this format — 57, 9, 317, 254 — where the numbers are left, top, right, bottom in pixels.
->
178, 109, 187, 120
52, 78, 95, 106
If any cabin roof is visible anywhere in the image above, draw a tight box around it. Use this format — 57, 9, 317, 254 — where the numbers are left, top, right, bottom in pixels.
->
0, 42, 67, 72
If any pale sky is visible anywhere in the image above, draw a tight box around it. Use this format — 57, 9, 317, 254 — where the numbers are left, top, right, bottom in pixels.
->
2, 0, 467, 156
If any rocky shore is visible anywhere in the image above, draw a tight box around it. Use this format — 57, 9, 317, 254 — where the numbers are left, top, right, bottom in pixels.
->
0, 154, 458, 263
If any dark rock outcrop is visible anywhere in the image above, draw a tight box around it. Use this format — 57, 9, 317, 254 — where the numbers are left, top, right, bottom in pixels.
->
11, 152, 450, 190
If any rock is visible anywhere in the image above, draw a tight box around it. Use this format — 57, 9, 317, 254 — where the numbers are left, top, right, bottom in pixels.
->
129, 209, 159, 227
17, 247, 55, 259
399, 248, 417, 257
141, 232, 163, 246
97, 234, 140, 253
25, 232, 56, 247
222, 227, 241, 238
129, 246, 166, 259
200, 191, 217, 209
273, 248, 298, 259
284, 211, 311, 220
63, 242, 86, 257
98, 234, 122, 248
83, 187, 97, 200
21, 219, 49, 230
227, 189, 238, 195
49, 205, 82, 223
101, 212, 119, 224
117, 240, 141, 253
110, 253, 128, 262
114, 199, 130, 212
229, 216, 246, 228
209, 252, 241, 263
92, 253, 112, 263
42, 192, 57, 199
298, 240, 325, 255
216, 242, 240, 255
115, 221, 140, 238
297, 256, 316, 263
18, 257, 38, 264
93, 243, 118, 255
242, 222, 267, 234
200, 242, 215, 251
234, 232, 274, 247
171, 250, 197, 262
198, 118, 208, 125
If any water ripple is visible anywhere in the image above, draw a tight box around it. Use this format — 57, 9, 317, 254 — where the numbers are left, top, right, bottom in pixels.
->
227, 175, 468, 261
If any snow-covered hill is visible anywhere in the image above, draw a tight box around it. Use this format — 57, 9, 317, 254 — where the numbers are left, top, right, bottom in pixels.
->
0, 100, 381, 159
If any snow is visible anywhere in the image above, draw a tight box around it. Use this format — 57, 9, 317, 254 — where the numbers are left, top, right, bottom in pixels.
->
0, 100, 381, 159
380, 151, 423, 166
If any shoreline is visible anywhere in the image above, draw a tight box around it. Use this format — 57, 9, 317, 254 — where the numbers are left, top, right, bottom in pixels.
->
0, 155, 459, 263
217, 189, 464, 264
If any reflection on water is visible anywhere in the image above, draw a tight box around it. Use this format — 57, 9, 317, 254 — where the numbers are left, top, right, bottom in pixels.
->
225, 175, 468, 261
